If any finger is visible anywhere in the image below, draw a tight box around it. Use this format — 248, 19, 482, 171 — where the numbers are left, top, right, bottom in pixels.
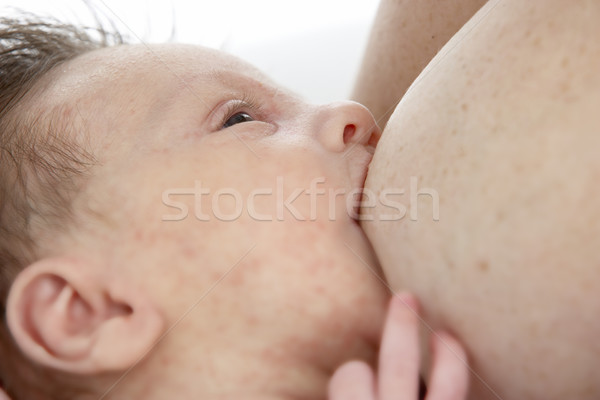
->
378, 293, 421, 400
425, 331, 469, 400
328, 360, 376, 400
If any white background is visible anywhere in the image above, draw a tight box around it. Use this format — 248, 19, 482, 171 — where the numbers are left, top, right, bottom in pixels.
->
1, 0, 379, 103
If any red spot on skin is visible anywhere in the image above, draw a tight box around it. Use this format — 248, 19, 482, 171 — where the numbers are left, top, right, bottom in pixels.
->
478, 260, 489, 272
182, 246, 196, 259
314, 286, 326, 296
245, 315, 259, 327
227, 258, 258, 288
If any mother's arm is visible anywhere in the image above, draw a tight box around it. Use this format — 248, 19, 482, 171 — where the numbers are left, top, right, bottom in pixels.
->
352, 0, 486, 127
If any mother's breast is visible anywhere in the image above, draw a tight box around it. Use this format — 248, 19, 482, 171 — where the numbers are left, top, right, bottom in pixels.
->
361, 1, 600, 399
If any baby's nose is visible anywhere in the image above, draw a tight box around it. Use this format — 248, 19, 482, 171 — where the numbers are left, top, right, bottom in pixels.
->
313, 101, 381, 153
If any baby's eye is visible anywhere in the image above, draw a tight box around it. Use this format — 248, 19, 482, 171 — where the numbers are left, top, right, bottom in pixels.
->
223, 112, 254, 128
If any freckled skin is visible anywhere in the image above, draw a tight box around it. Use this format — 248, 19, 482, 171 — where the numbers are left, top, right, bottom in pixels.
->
363, 1, 600, 399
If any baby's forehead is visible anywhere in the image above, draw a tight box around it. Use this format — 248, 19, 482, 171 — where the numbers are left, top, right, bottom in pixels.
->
43, 43, 270, 102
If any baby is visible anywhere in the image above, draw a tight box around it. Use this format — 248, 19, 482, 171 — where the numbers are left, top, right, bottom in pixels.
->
0, 14, 468, 400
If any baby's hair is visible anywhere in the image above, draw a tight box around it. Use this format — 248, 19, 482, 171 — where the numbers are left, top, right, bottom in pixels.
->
0, 13, 123, 400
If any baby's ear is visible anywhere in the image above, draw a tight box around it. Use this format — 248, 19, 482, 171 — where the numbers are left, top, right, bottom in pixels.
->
5, 257, 165, 374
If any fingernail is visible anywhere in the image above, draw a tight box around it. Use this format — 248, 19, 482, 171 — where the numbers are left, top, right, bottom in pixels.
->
393, 292, 419, 313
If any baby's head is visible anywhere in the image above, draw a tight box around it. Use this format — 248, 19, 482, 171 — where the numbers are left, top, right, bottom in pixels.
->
0, 16, 388, 400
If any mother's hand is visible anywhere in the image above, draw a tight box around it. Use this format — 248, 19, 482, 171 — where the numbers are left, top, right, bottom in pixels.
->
329, 294, 469, 400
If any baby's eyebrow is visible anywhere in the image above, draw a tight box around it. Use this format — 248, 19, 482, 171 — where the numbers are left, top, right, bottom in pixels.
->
209, 69, 278, 94
139, 69, 275, 131
157, 70, 248, 112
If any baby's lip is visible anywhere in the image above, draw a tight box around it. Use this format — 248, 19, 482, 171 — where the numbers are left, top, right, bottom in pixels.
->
348, 147, 374, 222
356, 143, 375, 185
